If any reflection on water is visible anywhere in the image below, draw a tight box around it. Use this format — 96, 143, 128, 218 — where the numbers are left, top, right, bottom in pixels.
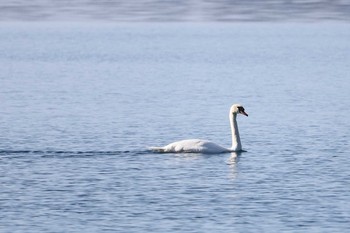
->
227, 152, 239, 165
1, 0, 350, 21
227, 152, 239, 180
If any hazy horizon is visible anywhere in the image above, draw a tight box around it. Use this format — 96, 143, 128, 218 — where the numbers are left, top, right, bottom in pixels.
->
1, 0, 350, 22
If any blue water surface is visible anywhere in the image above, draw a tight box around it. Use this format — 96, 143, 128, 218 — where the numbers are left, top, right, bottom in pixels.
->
0, 22, 350, 232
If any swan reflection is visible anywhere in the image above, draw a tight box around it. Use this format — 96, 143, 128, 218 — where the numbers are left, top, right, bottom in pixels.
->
227, 152, 239, 165
227, 152, 240, 180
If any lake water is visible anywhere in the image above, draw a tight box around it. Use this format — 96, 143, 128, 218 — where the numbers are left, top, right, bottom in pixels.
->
1, 22, 350, 232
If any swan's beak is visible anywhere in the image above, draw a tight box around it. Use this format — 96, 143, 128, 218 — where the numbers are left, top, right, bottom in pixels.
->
241, 111, 248, 117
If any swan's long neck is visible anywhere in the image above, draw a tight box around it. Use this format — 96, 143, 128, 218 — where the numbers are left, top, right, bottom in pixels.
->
230, 113, 242, 151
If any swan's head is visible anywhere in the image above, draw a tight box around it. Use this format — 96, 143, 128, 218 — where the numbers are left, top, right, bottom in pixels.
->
230, 104, 248, 116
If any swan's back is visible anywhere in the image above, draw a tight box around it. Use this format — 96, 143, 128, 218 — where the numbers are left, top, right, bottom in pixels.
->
150, 139, 229, 154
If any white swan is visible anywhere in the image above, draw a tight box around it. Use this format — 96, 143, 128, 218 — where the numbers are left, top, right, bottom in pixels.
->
150, 104, 248, 154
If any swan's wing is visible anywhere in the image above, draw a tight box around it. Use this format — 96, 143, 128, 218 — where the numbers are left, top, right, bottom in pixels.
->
151, 139, 228, 153
167, 139, 204, 153
199, 141, 229, 153
150, 139, 202, 153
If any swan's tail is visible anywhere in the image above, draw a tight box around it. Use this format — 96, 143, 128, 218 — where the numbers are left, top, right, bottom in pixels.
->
149, 147, 166, 153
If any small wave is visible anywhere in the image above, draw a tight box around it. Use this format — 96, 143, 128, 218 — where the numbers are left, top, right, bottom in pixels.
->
0, 150, 148, 158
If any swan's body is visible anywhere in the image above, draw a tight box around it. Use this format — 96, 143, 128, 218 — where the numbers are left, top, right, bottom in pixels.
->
150, 104, 248, 154
150, 139, 230, 154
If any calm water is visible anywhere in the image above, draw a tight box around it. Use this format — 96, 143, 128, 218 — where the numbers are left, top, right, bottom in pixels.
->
1, 23, 350, 232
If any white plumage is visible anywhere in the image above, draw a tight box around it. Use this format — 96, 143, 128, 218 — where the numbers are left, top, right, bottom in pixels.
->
150, 104, 248, 154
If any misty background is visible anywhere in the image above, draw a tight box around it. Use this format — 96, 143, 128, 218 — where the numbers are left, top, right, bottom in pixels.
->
1, 0, 349, 22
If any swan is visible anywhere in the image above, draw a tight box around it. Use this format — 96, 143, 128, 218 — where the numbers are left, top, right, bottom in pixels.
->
150, 104, 248, 154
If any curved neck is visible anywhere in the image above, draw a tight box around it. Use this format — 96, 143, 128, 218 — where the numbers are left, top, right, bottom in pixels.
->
229, 113, 242, 151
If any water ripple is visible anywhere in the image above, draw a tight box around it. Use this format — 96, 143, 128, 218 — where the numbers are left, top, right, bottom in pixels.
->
0, 150, 148, 158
